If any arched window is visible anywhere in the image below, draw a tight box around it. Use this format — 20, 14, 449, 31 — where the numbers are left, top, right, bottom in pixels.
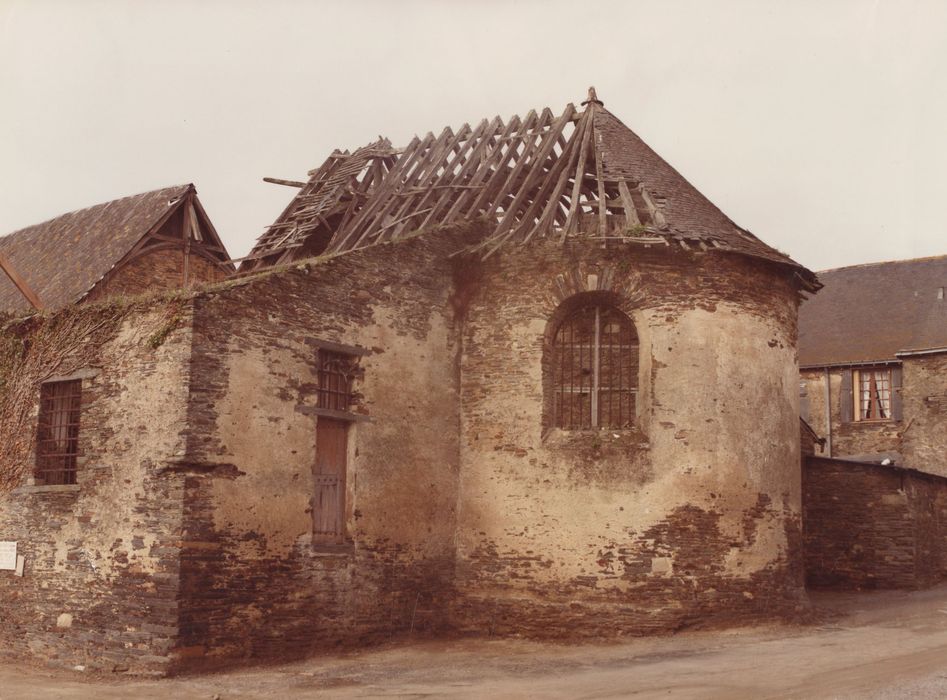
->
552, 304, 639, 430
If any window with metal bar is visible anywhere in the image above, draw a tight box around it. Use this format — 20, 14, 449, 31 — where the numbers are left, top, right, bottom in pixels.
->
313, 349, 358, 546
317, 351, 357, 412
552, 304, 638, 429
35, 380, 82, 485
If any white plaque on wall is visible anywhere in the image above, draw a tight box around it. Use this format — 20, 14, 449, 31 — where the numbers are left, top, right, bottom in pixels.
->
0, 541, 17, 571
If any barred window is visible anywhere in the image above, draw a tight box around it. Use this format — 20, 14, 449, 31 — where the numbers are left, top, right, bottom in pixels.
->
35, 380, 82, 485
552, 304, 638, 429
317, 350, 358, 412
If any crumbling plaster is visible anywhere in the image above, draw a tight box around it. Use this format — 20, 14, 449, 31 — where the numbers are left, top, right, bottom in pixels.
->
0, 226, 814, 670
454, 242, 804, 629
172, 233, 465, 666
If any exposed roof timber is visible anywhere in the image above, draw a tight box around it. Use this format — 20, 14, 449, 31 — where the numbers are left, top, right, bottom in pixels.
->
240, 88, 815, 286
0, 251, 44, 311
80, 187, 235, 303
264, 177, 307, 188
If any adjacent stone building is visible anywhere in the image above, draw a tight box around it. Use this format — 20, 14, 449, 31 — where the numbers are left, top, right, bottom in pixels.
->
798, 256, 947, 473
0, 91, 820, 673
799, 255, 947, 589
0, 184, 232, 316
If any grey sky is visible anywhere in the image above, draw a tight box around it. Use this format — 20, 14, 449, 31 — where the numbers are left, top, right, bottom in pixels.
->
1, 0, 944, 271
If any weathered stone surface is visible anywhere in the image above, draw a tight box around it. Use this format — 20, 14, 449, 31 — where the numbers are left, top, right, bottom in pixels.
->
804, 456, 947, 589
0, 228, 812, 673
801, 354, 946, 476
0, 303, 193, 674
800, 369, 902, 459
173, 231, 465, 670
452, 242, 807, 634
87, 248, 226, 303
902, 354, 947, 476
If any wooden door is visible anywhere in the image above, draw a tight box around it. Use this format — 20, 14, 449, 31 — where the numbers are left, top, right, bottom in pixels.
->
313, 418, 348, 544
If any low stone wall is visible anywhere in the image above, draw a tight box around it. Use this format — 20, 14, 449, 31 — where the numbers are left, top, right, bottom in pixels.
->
804, 456, 947, 589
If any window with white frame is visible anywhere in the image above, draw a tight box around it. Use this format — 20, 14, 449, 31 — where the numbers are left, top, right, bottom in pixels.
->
854, 367, 892, 421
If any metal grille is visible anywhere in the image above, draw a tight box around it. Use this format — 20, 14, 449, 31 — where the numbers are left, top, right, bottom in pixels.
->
317, 351, 357, 412
553, 305, 638, 429
857, 368, 892, 420
35, 380, 82, 485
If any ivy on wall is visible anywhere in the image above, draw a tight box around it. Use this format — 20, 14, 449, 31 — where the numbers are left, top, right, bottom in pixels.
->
0, 298, 188, 493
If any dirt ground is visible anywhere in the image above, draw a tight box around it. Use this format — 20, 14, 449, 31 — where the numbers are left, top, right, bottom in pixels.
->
5, 586, 947, 699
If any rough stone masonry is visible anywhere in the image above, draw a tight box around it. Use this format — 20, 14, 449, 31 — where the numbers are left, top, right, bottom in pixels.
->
0, 92, 821, 673
0, 225, 812, 673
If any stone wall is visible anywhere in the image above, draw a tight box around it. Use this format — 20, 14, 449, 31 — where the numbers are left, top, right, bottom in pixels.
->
172, 230, 468, 669
799, 368, 903, 459
0, 302, 194, 674
801, 354, 946, 476
800, 420, 823, 462
87, 248, 226, 303
901, 353, 947, 477
0, 228, 817, 672
804, 456, 947, 589
453, 241, 807, 636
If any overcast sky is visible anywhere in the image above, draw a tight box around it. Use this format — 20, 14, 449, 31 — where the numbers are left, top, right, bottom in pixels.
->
1, 0, 945, 271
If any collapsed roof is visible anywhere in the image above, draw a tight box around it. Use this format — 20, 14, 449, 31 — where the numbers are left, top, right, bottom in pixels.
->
0, 184, 231, 316
241, 88, 814, 287
799, 255, 947, 367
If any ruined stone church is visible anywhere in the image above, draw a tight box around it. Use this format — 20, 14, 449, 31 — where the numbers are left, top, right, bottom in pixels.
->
0, 90, 823, 673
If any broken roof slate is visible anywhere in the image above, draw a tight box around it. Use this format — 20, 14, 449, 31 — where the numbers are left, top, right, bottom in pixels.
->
0, 185, 192, 315
799, 255, 947, 367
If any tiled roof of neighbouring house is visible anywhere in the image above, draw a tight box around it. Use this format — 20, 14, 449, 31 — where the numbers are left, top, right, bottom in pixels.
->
799, 255, 947, 366
241, 88, 816, 288
0, 184, 210, 316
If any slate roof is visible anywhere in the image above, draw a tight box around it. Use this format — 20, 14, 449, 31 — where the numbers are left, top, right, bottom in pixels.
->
799, 255, 947, 367
0, 185, 192, 315
242, 88, 815, 286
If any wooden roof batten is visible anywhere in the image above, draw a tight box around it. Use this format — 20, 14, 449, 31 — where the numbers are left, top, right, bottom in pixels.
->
241, 88, 816, 286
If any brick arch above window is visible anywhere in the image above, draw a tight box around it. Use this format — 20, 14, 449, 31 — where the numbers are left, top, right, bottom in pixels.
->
549, 262, 644, 309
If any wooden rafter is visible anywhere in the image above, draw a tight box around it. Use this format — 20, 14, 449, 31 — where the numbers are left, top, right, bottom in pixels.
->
0, 251, 44, 311
240, 86, 808, 275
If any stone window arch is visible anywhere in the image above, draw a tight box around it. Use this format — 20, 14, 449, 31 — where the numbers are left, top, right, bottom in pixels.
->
546, 294, 639, 430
